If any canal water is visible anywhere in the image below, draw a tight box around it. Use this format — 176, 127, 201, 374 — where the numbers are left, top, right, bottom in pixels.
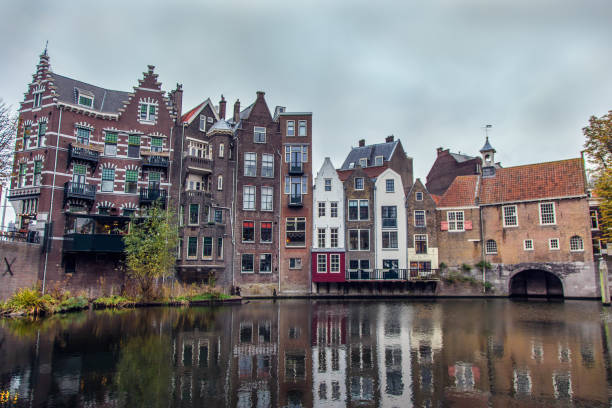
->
1, 299, 611, 407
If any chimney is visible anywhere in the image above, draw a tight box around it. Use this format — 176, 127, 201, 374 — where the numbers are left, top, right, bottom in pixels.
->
437, 147, 444, 156
233, 99, 240, 123
385, 135, 394, 143
358, 139, 366, 147
174, 84, 183, 124
256, 90, 265, 99
219, 95, 226, 120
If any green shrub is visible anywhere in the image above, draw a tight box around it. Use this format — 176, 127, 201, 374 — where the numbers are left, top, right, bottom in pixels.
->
438, 262, 447, 270
461, 264, 472, 272
4, 287, 57, 315
484, 282, 494, 292
57, 296, 89, 312
94, 295, 134, 308
475, 261, 492, 271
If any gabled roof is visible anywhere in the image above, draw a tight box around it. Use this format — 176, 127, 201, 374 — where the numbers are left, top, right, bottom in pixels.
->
240, 103, 254, 120
437, 175, 479, 207
49, 72, 130, 114
181, 98, 219, 124
337, 166, 387, 182
340, 140, 399, 170
449, 152, 478, 163
479, 158, 585, 205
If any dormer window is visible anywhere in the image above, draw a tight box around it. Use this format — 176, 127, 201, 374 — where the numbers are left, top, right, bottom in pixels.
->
374, 156, 383, 166
348, 162, 355, 169
76, 89, 94, 108
359, 158, 368, 168
199, 115, 206, 131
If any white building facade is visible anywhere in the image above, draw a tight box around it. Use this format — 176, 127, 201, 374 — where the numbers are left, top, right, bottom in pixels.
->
374, 168, 407, 271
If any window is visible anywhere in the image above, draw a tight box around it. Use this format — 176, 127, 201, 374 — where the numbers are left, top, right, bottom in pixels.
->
37, 122, 46, 147
381, 206, 397, 228
540, 202, 556, 225
259, 254, 272, 273
101, 168, 115, 192
72, 164, 86, 185
359, 158, 368, 168
243, 186, 255, 210
217, 237, 223, 259
241, 254, 254, 273
187, 237, 197, 259
354, 177, 364, 190
348, 229, 370, 251
570, 235, 584, 252
242, 221, 255, 242
383, 231, 399, 249
104, 132, 117, 156
33, 91, 42, 108
298, 120, 307, 136
318, 228, 326, 248
33, 161, 42, 186
359, 200, 369, 220
330, 202, 338, 218
18, 163, 27, 187
23, 125, 30, 149
179, 205, 184, 226
260, 222, 272, 243
549, 238, 560, 250
486, 239, 497, 254
150, 137, 163, 152
285, 145, 308, 166
324, 178, 332, 191
199, 115, 206, 131
287, 120, 295, 137
139, 103, 156, 122
318, 202, 326, 217
383, 260, 399, 270
447, 211, 464, 231
262, 153, 274, 177
261, 187, 273, 211
148, 171, 160, 189
202, 237, 213, 258
330, 254, 340, 273
416, 192, 423, 201
415, 234, 427, 254
214, 209, 223, 223
125, 169, 138, 193
590, 209, 599, 230
219, 143, 224, 158
374, 156, 383, 166
217, 175, 223, 191
524, 239, 534, 251
189, 204, 199, 225
330, 228, 338, 248
503, 205, 518, 227
285, 176, 308, 196
254, 126, 266, 143
286, 217, 306, 247
414, 210, 426, 227
76, 127, 90, 145
385, 179, 394, 192
317, 254, 327, 273
289, 258, 302, 269
128, 135, 140, 158
348, 200, 358, 220
244, 152, 256, 176
78, 93, 93, 108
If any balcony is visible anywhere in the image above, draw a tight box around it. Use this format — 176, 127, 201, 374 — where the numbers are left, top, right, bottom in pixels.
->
63, 233, 125, 253
288, 162, 303, 175
139, 188, 167, 206
184, 155, 212, 175
63, 182, 96, 207
8, 186, 40, 201
288, 194, 303, 207
142, 154, 169, 170
346, 269, 440, 281
68, 143, 101, 169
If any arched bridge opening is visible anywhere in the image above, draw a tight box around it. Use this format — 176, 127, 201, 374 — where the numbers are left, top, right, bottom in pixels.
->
509, 269, 563, 298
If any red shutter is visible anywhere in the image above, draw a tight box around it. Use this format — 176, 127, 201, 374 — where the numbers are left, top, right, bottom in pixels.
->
440, 221, 449, 231
465, 220, 473, 230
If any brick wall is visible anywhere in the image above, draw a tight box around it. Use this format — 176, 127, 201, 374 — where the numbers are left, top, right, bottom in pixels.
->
0, 241, 42, 301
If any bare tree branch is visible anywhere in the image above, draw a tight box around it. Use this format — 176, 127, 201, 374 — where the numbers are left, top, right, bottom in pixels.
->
0, 99, 17, 184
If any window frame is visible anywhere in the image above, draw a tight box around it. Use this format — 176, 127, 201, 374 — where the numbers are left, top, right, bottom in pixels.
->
385, 179, 394, 193
254, 126, 266, 143
241, 254, 254, 274
348, 229, 370, 251
243, 185, 256, 210
569, 235, 584, 252
354, 177, 364, 190
324, 178, 332, 191
590, 209, 599, 230
188, 204, 199, 226
261, 186, 273, 211
298, 120, 307, 137
549, 238, 560, 251
202, 237, 213, 259
289, 258, 302, 269
244, 152, 257, 177
503, 205, 518, 227
414, 210, 426, 228
330, 228, 339, 248
259, 253, 272, 274
260, 221, 273, 243
242, 220, 255, 243
139, 102, 156, 122
358, 158, 367, 168
286, 120, 295, 137
382, 230, 399, 249
374, 156, 383, 166
261, 153, 274, 178
330, 254, 340, 273
217, 175, 223, 191
485, 239, 498, 254
524, 239, 534, 251
318, 202, 326, 217
415, 192, 423, 201
217, 237, 223, 259
330, 202, 338, 218
539, 202, 556, 225
317, 254, 327, 273
286, 217, 306, 247
447, 211, 465, 232
187, 236, 198, 259
199, 115, 206, 132
381, 206, 397, 228
318, 228, 326, 248
101, 168, 115, 192
414, 234, 427, 254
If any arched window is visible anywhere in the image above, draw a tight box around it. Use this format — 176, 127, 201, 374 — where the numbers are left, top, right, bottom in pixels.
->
486, 239, 498, 254
570, 235, 583, 251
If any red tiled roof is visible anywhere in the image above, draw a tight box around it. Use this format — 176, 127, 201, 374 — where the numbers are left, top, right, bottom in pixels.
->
181, 101, 206, 123
431, 194, 441, 205
337, 166, 387, 182
479, 158, 585, 204
437, 175, 479, 207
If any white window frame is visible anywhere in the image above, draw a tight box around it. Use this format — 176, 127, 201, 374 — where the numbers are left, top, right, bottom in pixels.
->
241, 254, 255, 274
202, 236, 213, 260
219, 143, 224, 158
243, 185, 256, 210
330, 228, 338, 248
139, 102, 156, 122
329, 254, 340, 273
261, 153, 274, 178
523, 239, 534, 251
317, 254, 327, 273
415, 192, 423, 201
289, 258, 302, 269
33, 91, 43, 108
324, 179, 332, 191
485, 239, 498, 254
382, 231, 399, 249
359, 158, 368, 168
503, 205, 518, 227
348, 229, 370, 251
244, 152, 257, 177
259, 253, 272, 274
101, 168, 115, 193
414, 210, 426, 228
187, 236, 198, 259
385, 179, 394, 193
261, 186, 273, 211
298, 120, 307, 137
374, 156, 383, 166
318, 202, 326, 217
318, 228, 326, 248
78, 93, 93, 108
549, 238, 560, 251
414, 234, 428, 254
354, 177, 364, 190
286, 120, 295, 137
447, 211, 465, 232
330, 202, 338, 218
254, 126, 266, 143
539, 202, 556, 225
217, 175, 223, 191
569, 236, 584, 252
217, 237, 224, 259
199, 115, 206, 131
188, 204, 199, 226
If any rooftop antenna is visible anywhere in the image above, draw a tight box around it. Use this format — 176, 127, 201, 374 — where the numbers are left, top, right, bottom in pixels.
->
482, 124, 492, 138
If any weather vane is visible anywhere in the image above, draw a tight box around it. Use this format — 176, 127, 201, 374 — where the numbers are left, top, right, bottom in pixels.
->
482, 124, 492, 138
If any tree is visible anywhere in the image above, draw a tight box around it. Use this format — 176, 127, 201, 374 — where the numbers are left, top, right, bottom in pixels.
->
0, 99, 17, 183
583, 110, 612, 240
123, 204, 178, 299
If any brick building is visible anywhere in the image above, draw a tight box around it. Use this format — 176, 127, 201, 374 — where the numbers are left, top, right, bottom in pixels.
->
425, 147, 482, 196
8, 51, 179, 294
406, 178, 439, 273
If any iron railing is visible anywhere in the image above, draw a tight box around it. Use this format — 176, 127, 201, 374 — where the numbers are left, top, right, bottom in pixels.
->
346, 268, 440, 281
64, 182, 96, 201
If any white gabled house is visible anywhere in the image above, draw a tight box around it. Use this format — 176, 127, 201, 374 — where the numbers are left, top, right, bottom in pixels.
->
374, 168, 407, 272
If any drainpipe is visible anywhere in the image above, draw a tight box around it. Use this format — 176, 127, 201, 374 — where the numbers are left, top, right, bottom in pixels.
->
42, 106, 62, 294
276, 148, 282, 295
231, 134, 238, 288
480, 205, 486, 292
373, 185, 377, 272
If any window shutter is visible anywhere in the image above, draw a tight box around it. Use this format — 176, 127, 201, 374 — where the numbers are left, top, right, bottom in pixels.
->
465, 220, 473, 230
440, 221, 449, 231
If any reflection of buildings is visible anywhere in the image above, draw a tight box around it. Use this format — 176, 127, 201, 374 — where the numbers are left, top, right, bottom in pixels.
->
311, 302, 348, 407
346, 303, 379, 406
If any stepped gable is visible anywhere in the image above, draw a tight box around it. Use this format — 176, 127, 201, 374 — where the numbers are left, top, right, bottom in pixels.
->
478, 158, 586, 205
437, 175, 479, 207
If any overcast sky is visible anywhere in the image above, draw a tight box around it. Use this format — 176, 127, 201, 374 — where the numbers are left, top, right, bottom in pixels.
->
2, 0, 612, 181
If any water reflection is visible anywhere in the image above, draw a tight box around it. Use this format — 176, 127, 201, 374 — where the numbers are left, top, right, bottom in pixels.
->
0, 300, 611, 407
